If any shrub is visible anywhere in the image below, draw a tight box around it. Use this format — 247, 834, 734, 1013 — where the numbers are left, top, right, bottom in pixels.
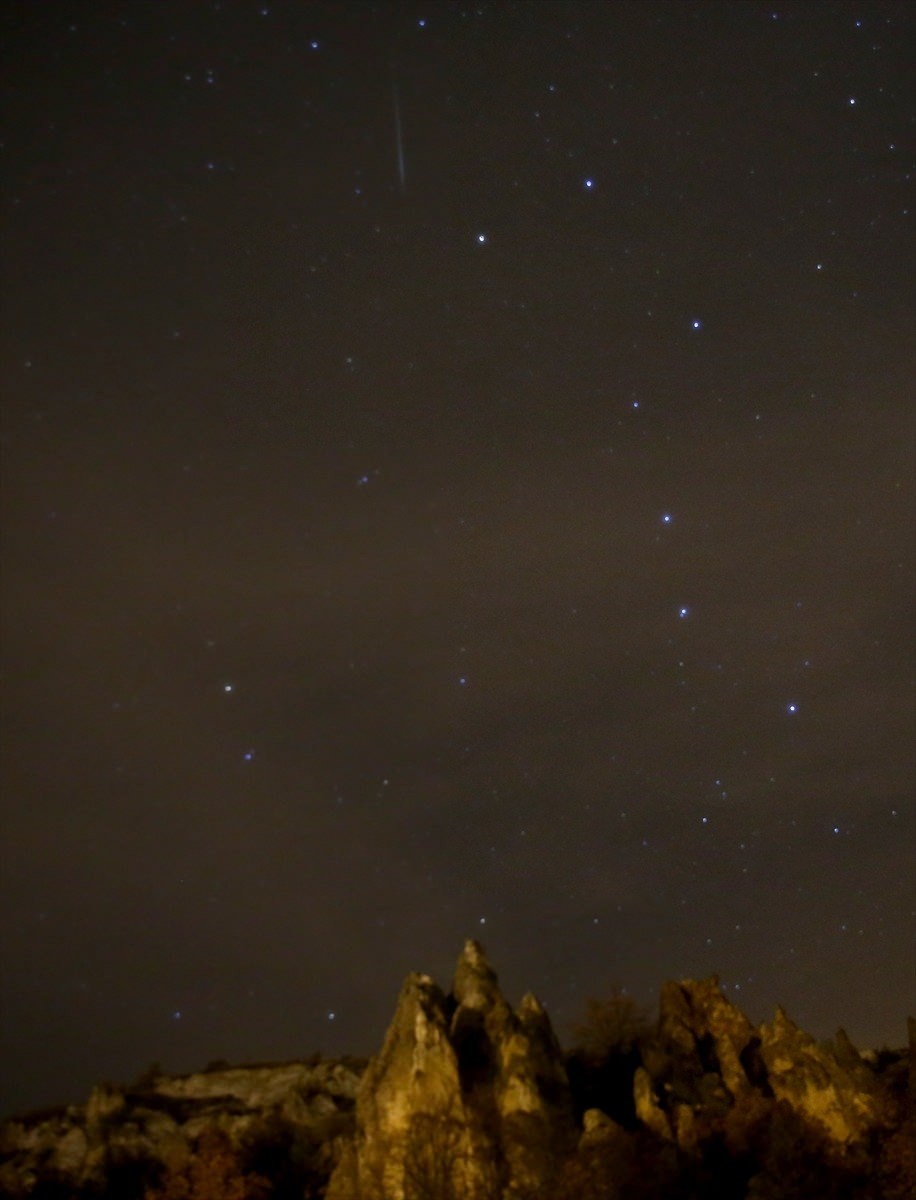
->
143, 1128, 269, 1200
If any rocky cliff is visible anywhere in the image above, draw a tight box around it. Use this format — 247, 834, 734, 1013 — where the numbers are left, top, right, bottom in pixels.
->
331, 952, 909, 1198
0, 1056, 363, 1198
634, 975, 892, 1149
1, 947, 911, 1199
327, 939, 574, 1200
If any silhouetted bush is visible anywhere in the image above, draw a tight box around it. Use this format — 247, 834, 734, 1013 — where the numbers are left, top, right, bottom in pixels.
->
572, 993, 653, 1061
239, 1110, 349, 1200
876, 1107, 916, 1200
23, 1171, 78, 1200
557, 1125, 682, 1200
96, 1147, 163, 1200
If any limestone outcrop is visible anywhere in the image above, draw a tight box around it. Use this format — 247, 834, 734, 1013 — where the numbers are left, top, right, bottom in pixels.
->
327, 939, 574, 1200
759, 1006, 887, 1144
635, 976, 893, 1152
0, 1057, 362, 1198
632, 1066, 671, 1142
657, 976, 757, 1101
2, 950, 908, 1198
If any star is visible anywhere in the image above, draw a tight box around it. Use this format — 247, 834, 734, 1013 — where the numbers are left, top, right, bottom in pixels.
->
3, 0, 910, 1120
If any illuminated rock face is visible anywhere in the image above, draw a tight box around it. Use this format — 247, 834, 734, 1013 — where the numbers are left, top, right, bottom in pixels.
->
2, 956, 904, 1197
759, 1007, 886, 1145
0, 1058, 362, 1198
636, 976, 891, 1151
327, 940, 574, 1200
635, 975, 760, 1142
656, 976, 757, 1101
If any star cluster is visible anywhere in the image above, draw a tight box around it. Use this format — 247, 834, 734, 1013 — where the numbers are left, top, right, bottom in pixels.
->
1, 0, 913, 1115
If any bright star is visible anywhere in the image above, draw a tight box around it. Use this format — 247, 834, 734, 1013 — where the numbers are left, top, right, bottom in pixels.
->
476, 233, 487, 244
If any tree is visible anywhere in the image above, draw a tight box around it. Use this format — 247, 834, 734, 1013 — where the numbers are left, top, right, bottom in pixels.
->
568, 992, 652, 1126
401, 1111, 481, 1200
571, 993, 652, 1062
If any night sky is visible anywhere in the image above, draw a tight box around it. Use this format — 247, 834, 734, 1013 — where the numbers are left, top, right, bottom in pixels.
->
1, 0, 914, 1118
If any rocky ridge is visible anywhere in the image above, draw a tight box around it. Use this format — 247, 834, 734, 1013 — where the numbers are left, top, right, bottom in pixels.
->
1, 943, 911, 1199
327, 940, 574, 1199
0, 1056, 362, 1198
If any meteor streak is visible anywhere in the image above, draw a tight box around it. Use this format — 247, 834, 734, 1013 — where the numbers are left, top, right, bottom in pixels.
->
393, 76, 406, 193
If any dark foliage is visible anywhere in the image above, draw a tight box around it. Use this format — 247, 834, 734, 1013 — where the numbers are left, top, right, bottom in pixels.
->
20, 1172, 77, 1200
239, 1111, 351, 1200
567, 992, 653, 1127
98, 1150, 163, 1200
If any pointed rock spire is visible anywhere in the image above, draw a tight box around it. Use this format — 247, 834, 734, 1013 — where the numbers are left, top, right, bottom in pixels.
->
452, 938, 502, 1011
759, 1005, 886, 1144
327, 940, 574, 1199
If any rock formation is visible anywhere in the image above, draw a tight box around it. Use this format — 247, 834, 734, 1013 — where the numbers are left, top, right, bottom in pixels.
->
632, 1065, 671, 1142
327, 939, 574, 1200
656, 976, 757, 1101
636, 976, 891, 1151
0, 1057, 362, 1198
1, 948, 909, 1198
758, 1006, 886, 1144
